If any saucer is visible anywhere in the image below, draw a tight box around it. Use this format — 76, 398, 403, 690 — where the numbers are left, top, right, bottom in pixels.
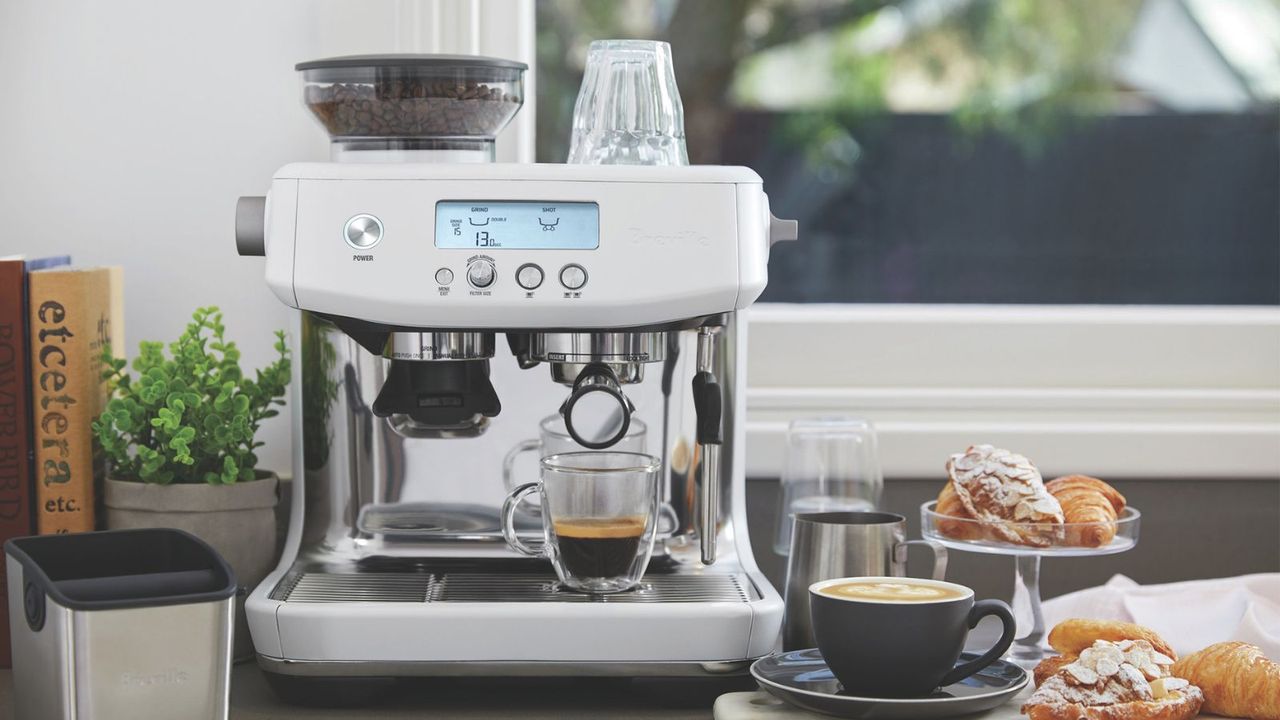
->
750, 649, 1028, 719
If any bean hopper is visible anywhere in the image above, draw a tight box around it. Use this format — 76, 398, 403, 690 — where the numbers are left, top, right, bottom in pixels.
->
236, 54, 796, 694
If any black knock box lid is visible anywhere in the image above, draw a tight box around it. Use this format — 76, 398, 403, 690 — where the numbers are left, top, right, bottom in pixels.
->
5, 528, 237, 611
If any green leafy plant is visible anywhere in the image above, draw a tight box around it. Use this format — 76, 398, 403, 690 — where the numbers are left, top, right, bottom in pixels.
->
93, 306, 290, 485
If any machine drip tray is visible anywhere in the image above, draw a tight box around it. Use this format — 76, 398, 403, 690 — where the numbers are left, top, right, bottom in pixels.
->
271, 567, 755, 604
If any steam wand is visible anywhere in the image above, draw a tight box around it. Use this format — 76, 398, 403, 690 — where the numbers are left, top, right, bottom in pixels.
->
693, 326, 723, 565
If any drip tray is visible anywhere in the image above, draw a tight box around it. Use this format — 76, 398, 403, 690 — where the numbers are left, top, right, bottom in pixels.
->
272, 569, 754, 604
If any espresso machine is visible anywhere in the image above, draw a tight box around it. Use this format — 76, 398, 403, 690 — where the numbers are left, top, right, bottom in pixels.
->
235, 54, 797, 686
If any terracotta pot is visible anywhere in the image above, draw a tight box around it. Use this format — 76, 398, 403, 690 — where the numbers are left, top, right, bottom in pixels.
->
104, 471, 279, 660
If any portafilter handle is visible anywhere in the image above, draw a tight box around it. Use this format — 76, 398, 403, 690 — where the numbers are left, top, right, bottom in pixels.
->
559, 363, 635, 450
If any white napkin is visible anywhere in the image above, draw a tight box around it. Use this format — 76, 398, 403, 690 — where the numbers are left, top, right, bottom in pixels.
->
1041, 573, 1280, 659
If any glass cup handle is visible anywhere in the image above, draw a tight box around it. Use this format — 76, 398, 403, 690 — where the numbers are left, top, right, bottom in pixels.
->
501, 482, 547, 557
656, 503, 680, 536
502, 439, 541, 493
895, 539, 949, 580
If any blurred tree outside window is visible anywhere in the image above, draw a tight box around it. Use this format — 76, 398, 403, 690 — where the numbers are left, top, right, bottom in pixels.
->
536, 0, 1280, 304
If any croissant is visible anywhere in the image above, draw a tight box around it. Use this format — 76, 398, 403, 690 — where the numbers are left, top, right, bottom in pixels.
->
934, 481, 986, 540
1022, 689, 1203, 720
1048, 618, 1176, 660
1046, 475, 1126, 547
1022, 689, 1202, 720
947, 445, 1063, 547
1034, 654, 1074, 687
1024, 637, 1200, 720
1171, 642, 1280, 720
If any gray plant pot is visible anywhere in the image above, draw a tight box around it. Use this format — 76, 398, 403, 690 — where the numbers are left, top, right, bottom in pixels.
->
104, 471, 279, 661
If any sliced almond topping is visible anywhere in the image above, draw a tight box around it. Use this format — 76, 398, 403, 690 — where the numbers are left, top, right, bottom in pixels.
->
1065, 663, 1099, 685
1096, 658, 1121, 677
1150, 676, 1189, 700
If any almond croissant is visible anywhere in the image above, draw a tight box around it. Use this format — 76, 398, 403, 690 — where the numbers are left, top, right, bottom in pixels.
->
934, 481, 986, 540
1171, 642, 1280, 720
1023, 639, 1199, 720
1048, 618, 1176, 660
946, 444, 1064, 547
1046, 475, 1126, 547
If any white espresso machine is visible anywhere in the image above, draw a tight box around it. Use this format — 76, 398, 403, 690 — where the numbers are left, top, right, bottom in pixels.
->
235, 54, 796, 693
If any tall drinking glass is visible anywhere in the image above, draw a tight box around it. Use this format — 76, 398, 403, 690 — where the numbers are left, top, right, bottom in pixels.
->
774, 417, 884, 554
568, 39, 688, 165
501, 452, 661, 594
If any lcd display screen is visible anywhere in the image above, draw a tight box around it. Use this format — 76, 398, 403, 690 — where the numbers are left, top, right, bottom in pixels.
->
435, 201, 600, 250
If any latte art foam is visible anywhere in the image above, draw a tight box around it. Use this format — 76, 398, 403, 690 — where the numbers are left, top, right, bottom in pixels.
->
821, 580, 968, 602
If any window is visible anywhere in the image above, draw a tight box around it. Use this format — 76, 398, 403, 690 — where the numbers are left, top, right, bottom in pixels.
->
536, 0, 1280, 304
533, 0, 1280, 479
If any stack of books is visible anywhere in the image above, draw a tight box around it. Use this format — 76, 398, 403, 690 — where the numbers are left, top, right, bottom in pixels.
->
0, 257, 123, 667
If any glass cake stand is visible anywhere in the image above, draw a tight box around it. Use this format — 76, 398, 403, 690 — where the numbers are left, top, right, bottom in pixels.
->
921, 501, 1141, 668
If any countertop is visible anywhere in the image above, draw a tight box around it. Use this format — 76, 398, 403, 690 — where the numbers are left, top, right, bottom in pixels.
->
0, 624, 1029, 718
0, 662, 755, 719
0, 664, 1227, 719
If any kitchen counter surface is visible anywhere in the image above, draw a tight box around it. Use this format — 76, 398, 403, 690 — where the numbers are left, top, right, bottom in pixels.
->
1, 667, 1231, 720
0, 663, 751, 719
0, 627, 1029, 718
0, 625, 1031, 718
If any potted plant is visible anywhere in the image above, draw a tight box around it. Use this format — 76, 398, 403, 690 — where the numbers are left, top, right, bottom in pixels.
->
93, 306, 290, 658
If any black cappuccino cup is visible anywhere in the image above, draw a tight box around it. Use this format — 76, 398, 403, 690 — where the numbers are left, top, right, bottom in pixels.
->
809, 576, 1017, 698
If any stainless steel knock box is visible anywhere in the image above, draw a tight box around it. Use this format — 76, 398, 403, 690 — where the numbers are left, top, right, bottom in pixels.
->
6, 528, 236, 720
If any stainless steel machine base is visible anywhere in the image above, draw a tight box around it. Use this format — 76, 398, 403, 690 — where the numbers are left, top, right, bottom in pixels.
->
248, 557, 782, 676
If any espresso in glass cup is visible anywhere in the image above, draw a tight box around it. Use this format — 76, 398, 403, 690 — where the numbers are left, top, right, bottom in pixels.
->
501, 451, 660, 594
809, 577, 1017, 697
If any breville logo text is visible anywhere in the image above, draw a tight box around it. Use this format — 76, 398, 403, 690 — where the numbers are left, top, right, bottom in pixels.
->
119, 669, 189, 688
628, 228, 710, 247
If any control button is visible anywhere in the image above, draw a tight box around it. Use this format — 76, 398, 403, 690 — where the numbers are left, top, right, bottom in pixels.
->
559, 264, 587, 290
435, 268, 454, 286
516, 263, 544, 290
467, 260, 496, 289
344, 214, 383, 249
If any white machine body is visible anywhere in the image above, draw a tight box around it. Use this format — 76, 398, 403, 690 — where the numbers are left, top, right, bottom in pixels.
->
262, 163, 776, 329
243, 162, 792, 677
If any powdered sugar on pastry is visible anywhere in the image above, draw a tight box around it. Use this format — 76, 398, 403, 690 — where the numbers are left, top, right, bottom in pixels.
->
946, 444, 1063, 546
1114, 639, 1175, 681
1023, 640, 1202, 720
1034, 641, 1158, 706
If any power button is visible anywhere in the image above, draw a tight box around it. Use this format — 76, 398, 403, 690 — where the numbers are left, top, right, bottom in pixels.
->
344, 214, 383, 249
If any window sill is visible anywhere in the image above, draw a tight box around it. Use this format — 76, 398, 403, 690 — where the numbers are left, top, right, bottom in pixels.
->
745, 304, 1280, 479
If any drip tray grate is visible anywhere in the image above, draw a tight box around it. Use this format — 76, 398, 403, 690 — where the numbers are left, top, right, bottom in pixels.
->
272, 572, 435, 603
434, 572, 751, 603
272, 571, 752, 604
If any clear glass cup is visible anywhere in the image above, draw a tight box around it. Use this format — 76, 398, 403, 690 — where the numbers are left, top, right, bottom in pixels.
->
502, 415, 647, 494
774, 417, 884, 555
567, 39, 688, 165
501, 452, 662, 594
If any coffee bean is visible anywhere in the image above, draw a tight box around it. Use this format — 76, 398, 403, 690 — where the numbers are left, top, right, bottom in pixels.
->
306, 78, 520, 138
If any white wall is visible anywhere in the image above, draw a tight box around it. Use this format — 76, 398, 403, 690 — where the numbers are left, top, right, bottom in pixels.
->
0, 0, 534, 474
